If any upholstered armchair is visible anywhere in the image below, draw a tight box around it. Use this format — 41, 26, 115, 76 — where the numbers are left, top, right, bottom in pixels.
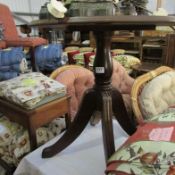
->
0, 3, 47, 71
50, 60, 134, 123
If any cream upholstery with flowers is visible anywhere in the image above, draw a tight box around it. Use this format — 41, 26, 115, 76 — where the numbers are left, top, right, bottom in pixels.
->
0, 116, 66, 166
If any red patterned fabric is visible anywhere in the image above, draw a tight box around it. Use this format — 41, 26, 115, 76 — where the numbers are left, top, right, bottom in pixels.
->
106, 122, 175, 175
67, 50, 80, 64
122, 122, 175, 144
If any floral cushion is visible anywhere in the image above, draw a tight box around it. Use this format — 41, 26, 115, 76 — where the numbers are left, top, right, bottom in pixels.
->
106, 122, 175, 175
0, 72, 66, 109
0, 116, 66, 166
113, 54, 141, 73
149, 111, 175, 122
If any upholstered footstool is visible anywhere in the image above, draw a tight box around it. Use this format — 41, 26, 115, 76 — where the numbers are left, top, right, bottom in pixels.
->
0, 72, 71, 174
0, 116, 66, 166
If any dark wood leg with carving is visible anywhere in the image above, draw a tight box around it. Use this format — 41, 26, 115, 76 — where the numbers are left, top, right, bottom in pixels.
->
42, 89, 96, 158
100, 90, 115, 159
42, 31, 136, 162
112, 88, 136, 135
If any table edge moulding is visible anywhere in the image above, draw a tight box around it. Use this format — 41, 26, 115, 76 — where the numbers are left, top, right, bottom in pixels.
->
30, 15, 175, 163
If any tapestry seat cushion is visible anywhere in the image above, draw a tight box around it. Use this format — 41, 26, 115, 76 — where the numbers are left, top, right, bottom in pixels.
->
106, 122, 175, 175
0, 72, 66, 109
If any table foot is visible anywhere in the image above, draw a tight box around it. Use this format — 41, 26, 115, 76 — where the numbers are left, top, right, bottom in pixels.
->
112, 88, 136, 135
42, 89, 96, 158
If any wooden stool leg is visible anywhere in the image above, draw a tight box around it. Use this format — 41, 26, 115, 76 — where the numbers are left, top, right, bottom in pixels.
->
65, 113, 71, 129
27, 124, 37, 151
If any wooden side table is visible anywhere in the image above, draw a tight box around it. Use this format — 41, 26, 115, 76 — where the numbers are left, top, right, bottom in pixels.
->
0, 96, 71, 150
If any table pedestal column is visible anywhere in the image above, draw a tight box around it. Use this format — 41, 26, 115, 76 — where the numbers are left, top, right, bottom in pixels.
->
42, 31, 136, 162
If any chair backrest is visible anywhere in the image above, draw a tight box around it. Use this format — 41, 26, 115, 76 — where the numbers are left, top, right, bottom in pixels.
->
131, 66, 174, 124
0, 3, 18, 40
50, 60, 134, 120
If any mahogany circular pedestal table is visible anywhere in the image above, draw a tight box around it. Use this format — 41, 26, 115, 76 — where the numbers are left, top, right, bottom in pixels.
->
31, 16, 175, 162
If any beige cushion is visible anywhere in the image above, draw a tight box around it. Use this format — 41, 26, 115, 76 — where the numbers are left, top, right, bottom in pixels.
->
139, 71, 175, 119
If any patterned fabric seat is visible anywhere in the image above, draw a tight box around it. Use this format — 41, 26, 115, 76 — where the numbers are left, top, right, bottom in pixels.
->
106, 122, 175, 175
0, 116, 66, 167
0, 73, 67, 174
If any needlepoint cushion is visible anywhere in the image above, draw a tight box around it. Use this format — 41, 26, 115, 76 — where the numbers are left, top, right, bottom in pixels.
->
0, 72, 66, 109
106, 122, 175, 175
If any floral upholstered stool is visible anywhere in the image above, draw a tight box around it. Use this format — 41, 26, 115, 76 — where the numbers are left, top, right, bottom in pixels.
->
0, 116, 66, 167
0, 72, 71, 174
106, 122, 175, 175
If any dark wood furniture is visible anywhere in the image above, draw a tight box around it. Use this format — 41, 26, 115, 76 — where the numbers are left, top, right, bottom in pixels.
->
132, 62, 162, 77
0, 96, 70, 151
30, 16, 175, 163
164, 33, 175, 67
111, 36, 143, 58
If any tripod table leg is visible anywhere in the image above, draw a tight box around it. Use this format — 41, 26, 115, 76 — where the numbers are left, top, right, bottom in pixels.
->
100, 90, 115, 161
42, 89, 97, 158
112, 88, 136, 135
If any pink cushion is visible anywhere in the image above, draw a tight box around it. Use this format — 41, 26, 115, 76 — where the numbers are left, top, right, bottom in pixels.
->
55, 60, 134, 120
112, 60, 134, 94
56, 67, 94, 119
